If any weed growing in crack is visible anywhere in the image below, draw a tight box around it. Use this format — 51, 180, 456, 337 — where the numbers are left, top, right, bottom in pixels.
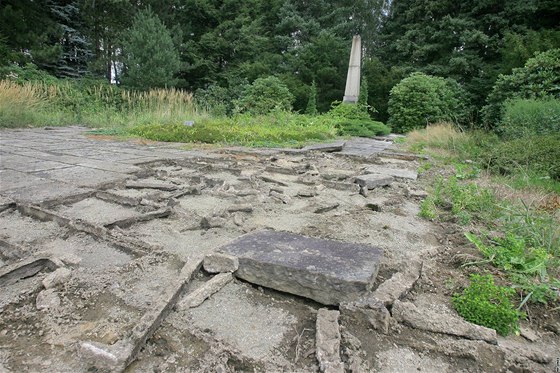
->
452, 274, 521, 336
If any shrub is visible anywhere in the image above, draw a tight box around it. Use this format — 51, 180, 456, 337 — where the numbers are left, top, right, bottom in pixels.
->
497, 98, 560, 139
480, 134, 560, 181
327, 101, 390, 137
234, 76, 294, 115
305, 81, 318, 116
482, 48, 560, 128
452, 274, 521, 336
388, 72, 468, 133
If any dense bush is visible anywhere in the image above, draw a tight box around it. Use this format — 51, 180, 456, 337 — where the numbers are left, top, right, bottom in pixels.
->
234, 76, 294, 115
388, 73, 468, 133
497, 98, 560, 139
480, 134, 560, 181
453, 274, 521, 336
482, 49, 560, 128
327, 101, 390, 137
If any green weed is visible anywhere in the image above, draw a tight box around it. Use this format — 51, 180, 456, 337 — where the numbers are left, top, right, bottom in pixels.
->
452, 274, 521, 336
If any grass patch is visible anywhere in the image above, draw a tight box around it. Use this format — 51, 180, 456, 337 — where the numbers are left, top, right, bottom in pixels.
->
128, 111, 338, 147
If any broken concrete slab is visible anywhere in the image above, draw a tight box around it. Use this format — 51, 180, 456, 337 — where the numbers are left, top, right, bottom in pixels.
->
220, 231, 382, 305
177, 272, 233, 310
203, 253, 239, 273
314, 202, 340, 214
392, 300, 498, 344
80, 259, 202, 372
0, 256, 61, 287
36, 288, 61, 310
303, 141, 345, 153
354, 174, 393, 189
125, 180, 178, 191
373, 260, 423, 306
316, 309, 344, 373
340, 295, 390, 333
364, 166, 418, 180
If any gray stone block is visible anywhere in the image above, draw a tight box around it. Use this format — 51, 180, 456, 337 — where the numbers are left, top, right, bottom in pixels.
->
316, 309, 344, 373
340, 295, 390, 333
203, 253, 239, 273
221, 231, 382, 305
354, 174, 393, 189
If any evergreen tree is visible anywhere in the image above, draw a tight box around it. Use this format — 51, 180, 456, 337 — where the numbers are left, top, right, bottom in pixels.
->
306, 80, 318, 116
120, 8, 180, 89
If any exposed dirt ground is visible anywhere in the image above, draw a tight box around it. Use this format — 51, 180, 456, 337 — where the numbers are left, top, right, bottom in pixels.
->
0, 129, 558, 372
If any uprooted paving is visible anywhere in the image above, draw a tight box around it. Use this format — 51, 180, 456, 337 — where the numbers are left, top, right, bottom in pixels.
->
0, 127, 557, 372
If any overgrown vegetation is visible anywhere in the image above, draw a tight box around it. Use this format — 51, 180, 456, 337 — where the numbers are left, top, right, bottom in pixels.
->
409, 123, 559, 335
452, 274, 522, 336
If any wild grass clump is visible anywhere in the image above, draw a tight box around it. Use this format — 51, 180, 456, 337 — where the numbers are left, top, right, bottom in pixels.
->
497, 98, 560, 139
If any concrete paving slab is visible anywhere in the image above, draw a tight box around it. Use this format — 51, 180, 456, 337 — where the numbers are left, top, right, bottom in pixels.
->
220, 230, 383, 305
54, 197, 141, 226
31, 165, 130, 188
0, 170, 49, 191
1, 181, 92, 205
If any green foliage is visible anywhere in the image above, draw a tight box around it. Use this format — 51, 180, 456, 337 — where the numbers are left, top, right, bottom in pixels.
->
482, 49, 560, 128
388, 73, 468, 133
128, 111, 337, 147
500, 30, 560, 74
497, 98, 560, 139
195, 85, 232, 117
452, 274, 521, 336
480, 134, 560, 181
419, 176, 497, 224
327, 101, 390, 137
235, 76, 294, 115
358, 78, 369, 107
305, 81, 318, 116
465, 233, 550, 277
120, 8, 180, 89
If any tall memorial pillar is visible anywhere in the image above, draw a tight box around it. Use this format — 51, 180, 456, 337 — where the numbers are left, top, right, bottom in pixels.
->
343, 35, 361, 104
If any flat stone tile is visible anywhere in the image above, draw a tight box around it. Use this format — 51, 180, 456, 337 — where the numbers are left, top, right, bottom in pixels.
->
221, 230, 383, 305
54, 198, 140, 226
0, 181, 92, 205
31, 166, 130, 188
0, 170, 49, 191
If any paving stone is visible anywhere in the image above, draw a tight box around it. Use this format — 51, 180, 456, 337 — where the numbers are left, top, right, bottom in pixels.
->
364, 166, 418, 180
0, 170, 48, 191
303, 141, 345, 152
354, 174, 393, 189
1, 180, 92, 205
373, 260, 423, 306
340, 295, 390, 333
316, 309, 344, 373
392, 300, 498, 344
220, 231, 383, 305
32, 166, 129, 188
42, 267, 72, 289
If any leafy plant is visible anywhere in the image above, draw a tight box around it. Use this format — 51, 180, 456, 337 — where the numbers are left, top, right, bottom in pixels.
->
234, 76, 294, 115
482, 48, 560, 128
452, 274, 521, 336
388, 73, 469, 133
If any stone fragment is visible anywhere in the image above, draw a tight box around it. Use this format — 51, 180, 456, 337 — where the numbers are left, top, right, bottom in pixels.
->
269, 191, 291, 204
227, 204, 253, 213
365, 197, 389, 212
303, 141, 345, 153
354, 174, 393, 189
321, 180, 360, 193
221, 231, 382, 305
392, 300, 497, 344
259, 175, 289, 187
340, 295, 390, 333
200, 216, 227, 229
407, 188, 429, 198
519, 326, 539, 342
314, 203, 340, 214
316, 309, 344, 373
36, 289, 61, 310
364, 166, 418, 180
232, 213, 244, 227
178, 272, 233, 309
42, 267, 71, 289
125, 180, 177, 191
373, 260, 422, 306
203, 253, 239, 273
297, 188, 318, 197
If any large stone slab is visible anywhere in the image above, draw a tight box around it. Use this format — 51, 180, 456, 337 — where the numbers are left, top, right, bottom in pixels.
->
354, 173, 393, 189
221, 231, 383, 305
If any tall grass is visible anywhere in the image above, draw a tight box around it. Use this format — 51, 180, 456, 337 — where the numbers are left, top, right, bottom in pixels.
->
0, 79, 202, 128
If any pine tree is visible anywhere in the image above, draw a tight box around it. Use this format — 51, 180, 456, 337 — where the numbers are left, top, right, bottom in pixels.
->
305, 81, 318, 116
120, 8, 180, 89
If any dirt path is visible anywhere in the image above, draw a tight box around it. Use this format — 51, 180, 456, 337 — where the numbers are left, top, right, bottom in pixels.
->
0, 127, 557, 372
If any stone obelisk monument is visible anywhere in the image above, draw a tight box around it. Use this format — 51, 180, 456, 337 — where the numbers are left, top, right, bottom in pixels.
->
343, 35, 361, 104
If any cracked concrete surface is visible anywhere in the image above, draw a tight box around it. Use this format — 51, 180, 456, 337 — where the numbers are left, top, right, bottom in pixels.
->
0, 127, 557, 372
